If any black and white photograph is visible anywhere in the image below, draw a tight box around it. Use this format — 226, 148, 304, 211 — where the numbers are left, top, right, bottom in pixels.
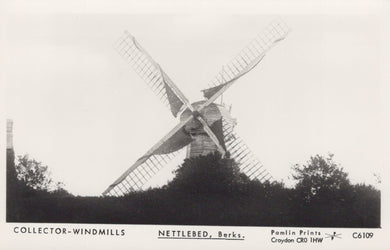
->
1, 0, 389, 249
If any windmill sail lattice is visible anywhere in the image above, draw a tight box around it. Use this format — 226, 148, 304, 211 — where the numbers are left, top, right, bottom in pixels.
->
222, 119, 272, 181
115, 32, 185, 117
202, 18, 290, 98
102, 115, 195, 196
104, 149, 184, 196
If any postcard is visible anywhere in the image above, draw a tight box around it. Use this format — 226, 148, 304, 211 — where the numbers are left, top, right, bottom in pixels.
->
1, 0, 388, 249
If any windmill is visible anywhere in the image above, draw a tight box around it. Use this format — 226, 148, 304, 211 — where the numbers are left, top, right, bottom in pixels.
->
103, 19, 290, 196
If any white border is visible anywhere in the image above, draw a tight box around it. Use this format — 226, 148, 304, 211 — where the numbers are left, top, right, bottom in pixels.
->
1, 0, 389, 249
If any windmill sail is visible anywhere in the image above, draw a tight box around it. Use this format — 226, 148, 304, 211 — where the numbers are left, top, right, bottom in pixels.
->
103, 116, 195, 196
103, 149, 185, 196
202, 18, 290, 99
222, 118, 272, 182
115, 32, 185, 117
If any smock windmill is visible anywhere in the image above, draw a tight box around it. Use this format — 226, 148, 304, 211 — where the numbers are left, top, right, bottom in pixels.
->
103, 19, 290, 196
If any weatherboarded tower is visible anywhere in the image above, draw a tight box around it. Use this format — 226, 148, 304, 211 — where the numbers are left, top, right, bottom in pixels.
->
180, 102, 226, 158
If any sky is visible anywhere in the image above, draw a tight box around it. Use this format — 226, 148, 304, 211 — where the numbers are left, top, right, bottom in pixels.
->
2, 12, 387, 196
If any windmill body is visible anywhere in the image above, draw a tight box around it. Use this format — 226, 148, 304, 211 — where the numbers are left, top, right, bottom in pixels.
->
181, 101, 234, 158
103, 19, 290, 196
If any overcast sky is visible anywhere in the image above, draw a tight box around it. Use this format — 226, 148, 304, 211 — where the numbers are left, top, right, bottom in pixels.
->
3, 11, 386, 195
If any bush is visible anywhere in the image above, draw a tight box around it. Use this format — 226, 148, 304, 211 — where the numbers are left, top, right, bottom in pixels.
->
167, 152, 249, 194
7, 152, 380, 227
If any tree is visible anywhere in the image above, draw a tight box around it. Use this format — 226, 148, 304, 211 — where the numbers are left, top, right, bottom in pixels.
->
167, 152, 249, 194
292, 154, 350, 200
15, 154, 53, 191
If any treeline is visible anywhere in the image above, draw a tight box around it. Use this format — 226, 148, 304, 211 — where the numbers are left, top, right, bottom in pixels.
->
7, 150, 380, 227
